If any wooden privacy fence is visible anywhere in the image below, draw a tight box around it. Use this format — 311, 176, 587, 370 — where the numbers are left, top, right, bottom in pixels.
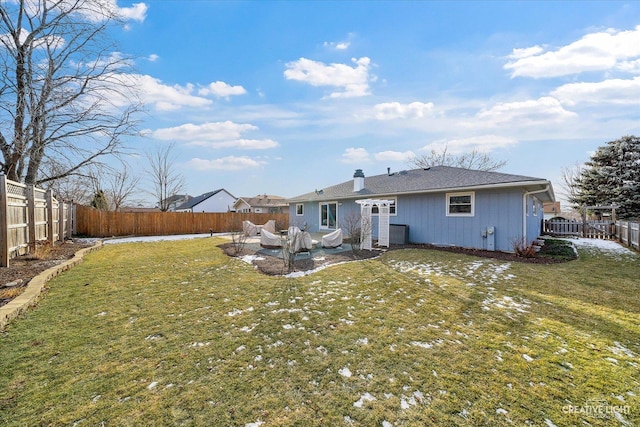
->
615, 220, 640, 251
543, 219, 615, 239
0, 175, 73, 267
75, 204, 289, 238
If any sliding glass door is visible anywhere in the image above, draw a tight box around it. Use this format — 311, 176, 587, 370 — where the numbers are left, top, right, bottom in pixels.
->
320, 202, 337, 229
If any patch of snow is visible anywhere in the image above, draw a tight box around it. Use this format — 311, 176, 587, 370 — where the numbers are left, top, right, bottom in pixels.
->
240, 255, 265, 264
147, 381, 158, 390
565, 238, 637, 257
245, 421, 264, 427
353, 392, 376, 408
611, 341, 636, 358
411, 341, 433, 349
356, 337, 369, 345
522, 354, 534, 362
544, 419, 557, 427
496, 408, 508, 415
339, 367, 352, 378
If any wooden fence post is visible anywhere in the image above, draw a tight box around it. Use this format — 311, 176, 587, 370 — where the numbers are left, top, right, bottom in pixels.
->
58, 198, 65, 242
46, 189, 55, 246
27, 185, 36, 250
0, 175, 8, 267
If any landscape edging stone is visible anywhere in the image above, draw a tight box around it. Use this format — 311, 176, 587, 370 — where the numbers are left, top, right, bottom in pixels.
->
0, 241, 103, 331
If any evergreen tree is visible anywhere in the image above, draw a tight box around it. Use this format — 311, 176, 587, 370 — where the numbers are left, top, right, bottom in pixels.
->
571, 136, 640, 219
90, 190, 109, 211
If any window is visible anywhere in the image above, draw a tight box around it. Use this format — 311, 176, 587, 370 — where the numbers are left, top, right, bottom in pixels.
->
532, 197, 538, 216
296, 203, 304, 216
446, 192, 474, 216
371, 198, 397, 216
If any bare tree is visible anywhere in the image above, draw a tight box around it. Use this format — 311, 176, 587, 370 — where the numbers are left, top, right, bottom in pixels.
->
558, 162, 584, 210
102, 166, 141, 211
145, 143, 185, 211
409, 145, 506, 171
341, 211, 371, 254
0, 0, 141, 185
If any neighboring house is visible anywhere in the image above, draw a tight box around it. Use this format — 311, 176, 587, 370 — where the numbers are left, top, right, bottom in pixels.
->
543, 201, 561, 220
234, 194, 289, 213
287, 166, 555, 252
161, 194, 192, 212
175, 189, 236, 213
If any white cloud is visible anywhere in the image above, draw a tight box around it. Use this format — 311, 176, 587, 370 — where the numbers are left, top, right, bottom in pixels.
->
374, 101, 434, 120
284, 57, 374, 98
147, 54, 159, 62
505, 25, 640, 78
74, 0, 148, 23
324, 40, 350, 50
551, 76, 640, 106
151, 121, 258, 141
341, 147, 371, 164
508, 45, 545, 60
190, 138, 279, 150
187, 156, 265, 171
421, 135, 518, 154
198, 81, 247, 98
374, 150, 416, 162
124, 74, 212, 111
475, 97, 577, 126
117, 2, 148, 22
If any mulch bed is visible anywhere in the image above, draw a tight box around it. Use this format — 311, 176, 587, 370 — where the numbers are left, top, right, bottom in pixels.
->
219, 239, 572, 276
0, 241, 94, 308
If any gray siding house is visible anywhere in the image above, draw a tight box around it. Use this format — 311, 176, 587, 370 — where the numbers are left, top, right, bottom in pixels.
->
287, 166, 555, 252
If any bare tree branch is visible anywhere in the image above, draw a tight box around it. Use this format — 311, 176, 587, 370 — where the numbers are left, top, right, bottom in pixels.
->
0, 0, 142, 185
145, 143, 185, 212
409, 145, 507, 171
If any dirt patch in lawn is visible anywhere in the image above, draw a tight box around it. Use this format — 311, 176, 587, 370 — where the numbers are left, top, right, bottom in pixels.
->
0, 240, 95, 308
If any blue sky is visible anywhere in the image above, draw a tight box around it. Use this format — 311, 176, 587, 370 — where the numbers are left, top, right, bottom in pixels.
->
111, 1, 640, 205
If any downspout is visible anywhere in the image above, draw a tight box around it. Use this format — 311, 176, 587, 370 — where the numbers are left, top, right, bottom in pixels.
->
522, 185, 550, 243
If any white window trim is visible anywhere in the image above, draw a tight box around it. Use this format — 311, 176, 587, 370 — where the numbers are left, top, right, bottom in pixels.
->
296, 203, 304, 216
446, 192, 475, 217
371, 197, 397, 216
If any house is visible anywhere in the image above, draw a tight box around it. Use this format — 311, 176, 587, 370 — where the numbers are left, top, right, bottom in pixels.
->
287, 166, 555, 252
161, 194, 192, 212
233, 194, 288, 214
175, 189, 236, 213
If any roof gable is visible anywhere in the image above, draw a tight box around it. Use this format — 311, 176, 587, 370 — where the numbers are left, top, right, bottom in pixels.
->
176, 189, 235, 210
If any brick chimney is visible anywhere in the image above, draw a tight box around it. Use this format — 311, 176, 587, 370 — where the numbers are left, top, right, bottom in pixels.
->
353, 169, 365, 192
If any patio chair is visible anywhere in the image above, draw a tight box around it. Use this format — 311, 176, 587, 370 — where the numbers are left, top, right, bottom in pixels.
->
287, 226, 312, 252
260, 228, 282, 248
261, 219, 276, 234
243, 220, 259, 237
321, 229, 343, 248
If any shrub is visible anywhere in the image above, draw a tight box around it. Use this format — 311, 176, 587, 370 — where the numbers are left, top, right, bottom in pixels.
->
511, 237, 537, 258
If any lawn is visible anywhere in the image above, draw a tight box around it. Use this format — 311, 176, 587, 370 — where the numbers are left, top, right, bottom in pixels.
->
0, 237, 638, 426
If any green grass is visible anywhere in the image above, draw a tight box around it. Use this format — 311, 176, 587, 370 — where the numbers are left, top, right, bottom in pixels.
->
0, 238, 638, 426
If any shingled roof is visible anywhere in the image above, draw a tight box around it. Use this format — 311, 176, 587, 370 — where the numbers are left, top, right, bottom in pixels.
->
176, 189, 234, 210
288, 166, 554, 202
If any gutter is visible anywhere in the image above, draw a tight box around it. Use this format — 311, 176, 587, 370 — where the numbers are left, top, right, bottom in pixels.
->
522, 184, 551, 242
